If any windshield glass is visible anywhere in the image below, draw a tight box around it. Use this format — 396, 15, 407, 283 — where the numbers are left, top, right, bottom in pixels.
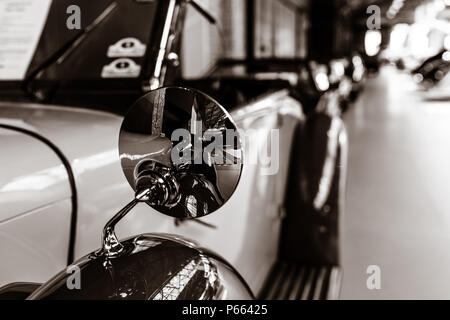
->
0, 0, 157, 82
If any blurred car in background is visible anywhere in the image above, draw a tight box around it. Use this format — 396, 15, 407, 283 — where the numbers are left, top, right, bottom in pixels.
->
347, 53, 366, 101
423, 69, 450, 101
361, 51, 381, 75
412, 50, 450, 89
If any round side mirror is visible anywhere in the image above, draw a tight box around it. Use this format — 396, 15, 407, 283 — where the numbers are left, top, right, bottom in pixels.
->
119, 87, 243, 219
27, 88, 252, 301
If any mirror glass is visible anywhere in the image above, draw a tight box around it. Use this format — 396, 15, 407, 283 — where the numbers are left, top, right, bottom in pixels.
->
119, 87, 243, 219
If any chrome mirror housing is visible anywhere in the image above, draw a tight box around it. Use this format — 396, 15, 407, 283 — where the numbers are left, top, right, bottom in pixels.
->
119, 87, 243, 219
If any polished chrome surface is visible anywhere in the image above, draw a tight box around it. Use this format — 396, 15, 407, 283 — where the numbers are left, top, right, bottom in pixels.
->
102, 189, 155, 257
102, 199, 139, 258
28, 234, 253, 300
144, 0, 178, 91
119, 87, 243, 219
259, 262, 342, 300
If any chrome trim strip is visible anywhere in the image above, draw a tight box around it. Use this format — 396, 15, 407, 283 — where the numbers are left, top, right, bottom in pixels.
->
230, 90, 291, 120
313, 116, 343, 210
153, 0, 177, 81
287, 266, 305, 300
326, 267, 343, 300
300, 268, 316, 300
313, 267, 328, 300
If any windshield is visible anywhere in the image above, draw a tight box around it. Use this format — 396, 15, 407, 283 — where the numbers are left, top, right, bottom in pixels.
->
0, 0, 158, 83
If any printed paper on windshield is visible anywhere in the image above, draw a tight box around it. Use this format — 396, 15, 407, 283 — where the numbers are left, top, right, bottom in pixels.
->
0, 0, 52, 80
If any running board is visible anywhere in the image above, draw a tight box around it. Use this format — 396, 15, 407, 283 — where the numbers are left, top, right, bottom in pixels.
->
258, 262, 342, 300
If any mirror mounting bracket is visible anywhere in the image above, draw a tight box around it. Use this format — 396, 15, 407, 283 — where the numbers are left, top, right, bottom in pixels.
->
101, 188, 153, 257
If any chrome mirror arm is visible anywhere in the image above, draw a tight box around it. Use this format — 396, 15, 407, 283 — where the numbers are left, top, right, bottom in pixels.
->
102, 188, 153, 257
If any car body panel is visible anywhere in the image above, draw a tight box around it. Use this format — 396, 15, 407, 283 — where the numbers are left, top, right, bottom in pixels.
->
0, 92, 304, 295
0, 199, 71, 286
424, 72, 450, 100
0, 127, 71, 221
0, 127, 72, 287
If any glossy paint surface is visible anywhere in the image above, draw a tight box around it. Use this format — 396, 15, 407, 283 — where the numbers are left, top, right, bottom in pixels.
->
0, 127, 72, 286
0, 199, 71, 286
0, 128, 70, 221
29, 234, 253, 300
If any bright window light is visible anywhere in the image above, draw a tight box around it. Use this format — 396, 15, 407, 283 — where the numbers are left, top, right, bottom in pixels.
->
409, 23, 430, 58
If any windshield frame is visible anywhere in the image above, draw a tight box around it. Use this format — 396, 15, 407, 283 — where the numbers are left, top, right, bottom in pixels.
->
0, 0, 188, 104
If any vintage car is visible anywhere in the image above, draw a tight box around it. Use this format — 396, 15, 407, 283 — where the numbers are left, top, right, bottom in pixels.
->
0, 0, 348, 300
412, 50, 450, 89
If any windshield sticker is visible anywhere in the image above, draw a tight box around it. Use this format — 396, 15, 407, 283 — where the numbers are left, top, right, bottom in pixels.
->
107, 38, 146, 58
0, 0, 52, 80
101, 58, 141, 78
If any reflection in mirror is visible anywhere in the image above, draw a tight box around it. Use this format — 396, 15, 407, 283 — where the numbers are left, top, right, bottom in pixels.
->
119, 87, 242, 219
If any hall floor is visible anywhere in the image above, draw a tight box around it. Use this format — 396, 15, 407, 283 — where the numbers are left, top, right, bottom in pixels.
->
340, 66, 450, 299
